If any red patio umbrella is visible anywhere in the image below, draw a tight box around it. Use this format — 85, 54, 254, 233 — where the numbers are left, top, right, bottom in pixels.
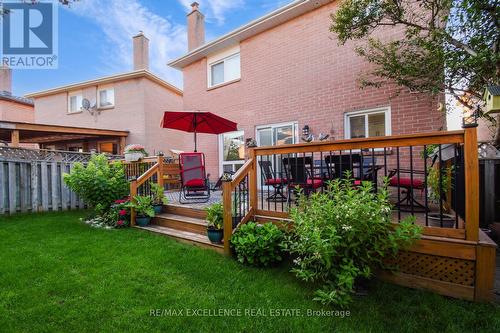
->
161, 111, 238, 152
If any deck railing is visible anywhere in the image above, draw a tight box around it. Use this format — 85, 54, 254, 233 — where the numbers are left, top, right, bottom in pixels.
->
234, 128, 479, 245
222, 157, 255, 254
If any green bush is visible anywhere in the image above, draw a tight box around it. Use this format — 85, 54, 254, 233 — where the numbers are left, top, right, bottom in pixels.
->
284, 176, 422, 307
231, 222, 285, 267
206, 203, 223, 230
63, 154, 129, 214
127, 195, 155, 218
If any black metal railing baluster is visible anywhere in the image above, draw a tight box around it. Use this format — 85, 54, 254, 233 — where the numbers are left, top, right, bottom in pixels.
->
396, 147, 401, 222
410, 146, 414, 216
438, 145, 443, 228
424, 145, 429, 227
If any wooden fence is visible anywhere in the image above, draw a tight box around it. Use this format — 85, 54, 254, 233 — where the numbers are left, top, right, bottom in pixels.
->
0, 159, 86, 214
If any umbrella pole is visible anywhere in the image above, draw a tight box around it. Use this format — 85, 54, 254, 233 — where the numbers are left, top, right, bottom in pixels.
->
194, 130, 197, 152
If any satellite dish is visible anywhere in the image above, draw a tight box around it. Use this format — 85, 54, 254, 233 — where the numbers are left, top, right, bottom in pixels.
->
82, 98, 91, 110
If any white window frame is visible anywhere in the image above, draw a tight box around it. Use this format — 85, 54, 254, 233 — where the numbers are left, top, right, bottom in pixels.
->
218, 130, 245, 176
207, 45, 241, 88
97, 86, 115, 109
344, 107, 391, 139
67, 92, 83, 114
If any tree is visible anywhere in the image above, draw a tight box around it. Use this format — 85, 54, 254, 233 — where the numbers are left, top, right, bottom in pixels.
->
331, 0, 500, 145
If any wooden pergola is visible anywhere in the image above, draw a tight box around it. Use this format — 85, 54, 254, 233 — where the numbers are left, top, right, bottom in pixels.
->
0, 120, 129, 152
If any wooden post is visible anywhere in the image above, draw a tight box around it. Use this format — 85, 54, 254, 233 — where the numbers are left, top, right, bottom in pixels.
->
248, 148, 257, 216
464, 127, 479, 242
475, 242, 497, 302
157, 156, 164, 188
222, 180, 233, 256
10, 130, 19, 147
119, 137, 126, 155
130, 179, 138, 226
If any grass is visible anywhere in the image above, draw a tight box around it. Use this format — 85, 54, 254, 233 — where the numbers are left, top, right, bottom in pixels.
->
0, 211, 499, 333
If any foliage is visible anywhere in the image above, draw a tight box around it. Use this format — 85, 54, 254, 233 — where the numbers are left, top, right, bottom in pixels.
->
3, 211, 499, 332
231, 222, 285, 267
330, 0, 500, 144
127, 196, 155, 218
150, 183, 168, 205
205, 203, 223, 230
427, 165, 454, 207
63, 154, 129, 214
284, 176, 422, 307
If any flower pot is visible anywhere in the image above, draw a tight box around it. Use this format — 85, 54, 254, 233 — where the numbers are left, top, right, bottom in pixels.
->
135, 216, 151, 227
207, 228, 223, 244
153, 204, 163, 215
125, 152, 144, 162
428, 213, 455, 228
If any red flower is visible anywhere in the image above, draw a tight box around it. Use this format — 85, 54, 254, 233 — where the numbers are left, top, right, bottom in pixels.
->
119, 209, 127, 216
115, 199, 125, 204
117, 220, 124, 226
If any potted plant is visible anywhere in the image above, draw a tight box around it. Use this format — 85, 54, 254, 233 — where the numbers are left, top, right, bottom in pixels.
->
205, 203, 223, 244
124, 144, 148, 162
427, 165, 455, 227
127, 195, 155, 227
150, 183, 168, 214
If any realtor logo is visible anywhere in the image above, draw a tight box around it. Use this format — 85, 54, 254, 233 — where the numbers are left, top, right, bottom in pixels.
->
1, 0, 58, 69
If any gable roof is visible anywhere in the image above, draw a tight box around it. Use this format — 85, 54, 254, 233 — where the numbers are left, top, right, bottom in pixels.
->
168, 0, 334, 69
486, 85, 500, 96
25, 70, 183, 98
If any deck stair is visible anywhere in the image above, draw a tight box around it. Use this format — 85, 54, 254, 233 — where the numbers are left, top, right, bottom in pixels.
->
136, 204, 223, 253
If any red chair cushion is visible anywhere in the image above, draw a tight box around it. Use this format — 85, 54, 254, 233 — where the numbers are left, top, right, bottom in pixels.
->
307, 179, 323, 189
389, 177, 424, 189
265, 178, 286, 186
185, 178, 205, 187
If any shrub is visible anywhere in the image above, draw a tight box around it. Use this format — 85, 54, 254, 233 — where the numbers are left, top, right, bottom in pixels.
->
284, 176, 422, 307
206, 203, 223, 230
63, 154, 129, 214
150, 183, 168, 205
127, 195, 155, 218
231, 222, 285, 267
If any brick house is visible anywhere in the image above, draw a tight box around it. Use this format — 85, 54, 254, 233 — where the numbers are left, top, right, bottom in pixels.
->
25, 33, 183, 155
168, 0, 445, 178
0, 66, 34, 124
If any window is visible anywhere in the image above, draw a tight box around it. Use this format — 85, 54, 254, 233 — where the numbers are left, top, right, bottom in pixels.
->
344, 108, 391, 139
99, 142, 118, 155
209, 52, 240, 87
98, 88, 115, 108
219, 131, 245, 174
68, 93, 82, 114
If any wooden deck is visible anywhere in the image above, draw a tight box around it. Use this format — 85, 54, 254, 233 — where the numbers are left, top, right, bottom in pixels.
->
127, 128, 497, 302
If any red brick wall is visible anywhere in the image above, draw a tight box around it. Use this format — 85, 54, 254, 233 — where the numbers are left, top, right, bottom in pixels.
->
180, 2, 445, 178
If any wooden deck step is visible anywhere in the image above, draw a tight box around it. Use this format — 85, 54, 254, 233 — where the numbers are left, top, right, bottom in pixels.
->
152, 213, 207, 235
163, 204, 207, 219
136, 225, 223, 253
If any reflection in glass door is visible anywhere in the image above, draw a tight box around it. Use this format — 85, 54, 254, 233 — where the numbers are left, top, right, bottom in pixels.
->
256, 122, 298, 185
219, 131, 245, 175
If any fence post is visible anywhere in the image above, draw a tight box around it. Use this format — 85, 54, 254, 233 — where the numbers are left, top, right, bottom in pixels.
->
464, 127, 479, 242
248, 149, 257, 217
222, 180, 233, 256
157, 156, 164, 188
130, 179, 138, 226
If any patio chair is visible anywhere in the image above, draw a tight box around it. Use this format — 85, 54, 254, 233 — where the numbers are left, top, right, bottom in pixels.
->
324, 154, 381, 191
178, 152, 211, 204
282, 156, 323, 203
388, 168, 427, 212
259, 160, 288, 202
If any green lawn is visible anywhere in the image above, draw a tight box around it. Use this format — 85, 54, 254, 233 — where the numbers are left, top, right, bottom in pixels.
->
0, 211, 499, 333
